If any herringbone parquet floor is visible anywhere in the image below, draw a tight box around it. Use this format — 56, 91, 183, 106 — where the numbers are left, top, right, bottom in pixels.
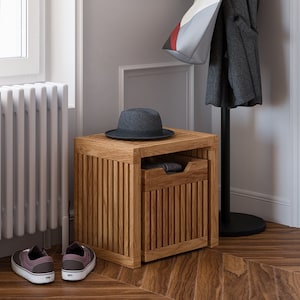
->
0, 222, 300, 299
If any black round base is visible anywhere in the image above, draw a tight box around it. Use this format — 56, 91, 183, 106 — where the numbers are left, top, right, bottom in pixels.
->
219, 212, 266, 237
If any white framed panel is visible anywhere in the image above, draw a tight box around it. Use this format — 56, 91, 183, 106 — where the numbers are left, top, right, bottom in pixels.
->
119, 62, 194, 130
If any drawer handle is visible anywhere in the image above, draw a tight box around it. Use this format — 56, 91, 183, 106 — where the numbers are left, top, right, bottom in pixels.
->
142, 162, 183, 174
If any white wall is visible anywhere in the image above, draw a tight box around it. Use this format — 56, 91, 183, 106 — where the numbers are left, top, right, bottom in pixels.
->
46, 0, 76, 107
46, 0, 80, 220
82, 0, 211, 135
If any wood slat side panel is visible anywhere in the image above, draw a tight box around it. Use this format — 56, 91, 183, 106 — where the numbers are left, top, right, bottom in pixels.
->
192, 146, 219, 247
123, 163, 130, 257
75, 155, 135, 259
97, 157, 103, 249
174, 185, 180, 245
168, 186, 175, 246
180, 184, 186, 243
185, 183, 192, 241
113, 161, 119, 253
108, 159, 130, 256
202, 180, 209, 238
118, 162, 124, 255
207, 146, 219, 247
128, 163, 141, 265
162, 188, 169, 248
191, 182, 198, 239
141, 179, 208, 261
198, 181, 204, 237
150, 190, 157, 250
82, 155, 88, 242
92, 157, 99, 246
87, 156, 94, 245
107, 159, 113, 251
157, 190, 163, 249
102, 158, 108, 249
142, 192, 151, 252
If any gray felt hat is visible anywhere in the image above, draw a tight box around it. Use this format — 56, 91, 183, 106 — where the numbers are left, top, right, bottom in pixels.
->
105, 108, 174, 140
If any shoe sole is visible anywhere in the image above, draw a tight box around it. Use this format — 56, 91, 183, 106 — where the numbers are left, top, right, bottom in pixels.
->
61, 252, 96, 281
11, 256, 55, 284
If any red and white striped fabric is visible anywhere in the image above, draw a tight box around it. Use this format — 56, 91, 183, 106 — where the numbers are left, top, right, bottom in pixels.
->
163, 0, 222, 64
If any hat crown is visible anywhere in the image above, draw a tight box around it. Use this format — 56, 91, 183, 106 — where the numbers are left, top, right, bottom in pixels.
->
118, 108, 162, 134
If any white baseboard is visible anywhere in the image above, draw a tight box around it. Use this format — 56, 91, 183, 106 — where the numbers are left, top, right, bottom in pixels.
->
227, 188, 292, 227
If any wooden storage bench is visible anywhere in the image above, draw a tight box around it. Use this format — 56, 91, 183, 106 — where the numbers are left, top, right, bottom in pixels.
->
74, 128, 218, 268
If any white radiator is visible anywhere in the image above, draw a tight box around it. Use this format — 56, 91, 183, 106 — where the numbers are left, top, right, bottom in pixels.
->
0, 82, 69, 252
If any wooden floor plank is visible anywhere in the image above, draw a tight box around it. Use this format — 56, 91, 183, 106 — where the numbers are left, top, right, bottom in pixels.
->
194, 249, 223, 300
140, 256, 174, 295
248, 261, 278, 299
166, 250, 199, 300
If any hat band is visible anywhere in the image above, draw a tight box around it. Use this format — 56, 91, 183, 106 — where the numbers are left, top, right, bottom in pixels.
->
117, 128, 163, 137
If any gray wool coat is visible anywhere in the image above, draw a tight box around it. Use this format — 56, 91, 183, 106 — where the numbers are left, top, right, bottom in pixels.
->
206, 0, 262, 108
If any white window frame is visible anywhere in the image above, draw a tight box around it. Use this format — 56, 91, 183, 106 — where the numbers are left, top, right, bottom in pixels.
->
0, 0, 45, 85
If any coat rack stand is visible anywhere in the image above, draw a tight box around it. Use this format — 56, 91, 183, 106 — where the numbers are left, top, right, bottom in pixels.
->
219, 107, 266, 236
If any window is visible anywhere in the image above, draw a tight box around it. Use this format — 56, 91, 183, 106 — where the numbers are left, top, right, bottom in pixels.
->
0, 0, 26, 59
0, 0, 44, 83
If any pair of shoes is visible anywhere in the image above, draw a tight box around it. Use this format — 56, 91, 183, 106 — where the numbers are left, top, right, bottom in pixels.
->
11, 242, 96, 284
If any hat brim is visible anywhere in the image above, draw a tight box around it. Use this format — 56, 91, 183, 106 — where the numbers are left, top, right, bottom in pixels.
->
105, 128, 174, 140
